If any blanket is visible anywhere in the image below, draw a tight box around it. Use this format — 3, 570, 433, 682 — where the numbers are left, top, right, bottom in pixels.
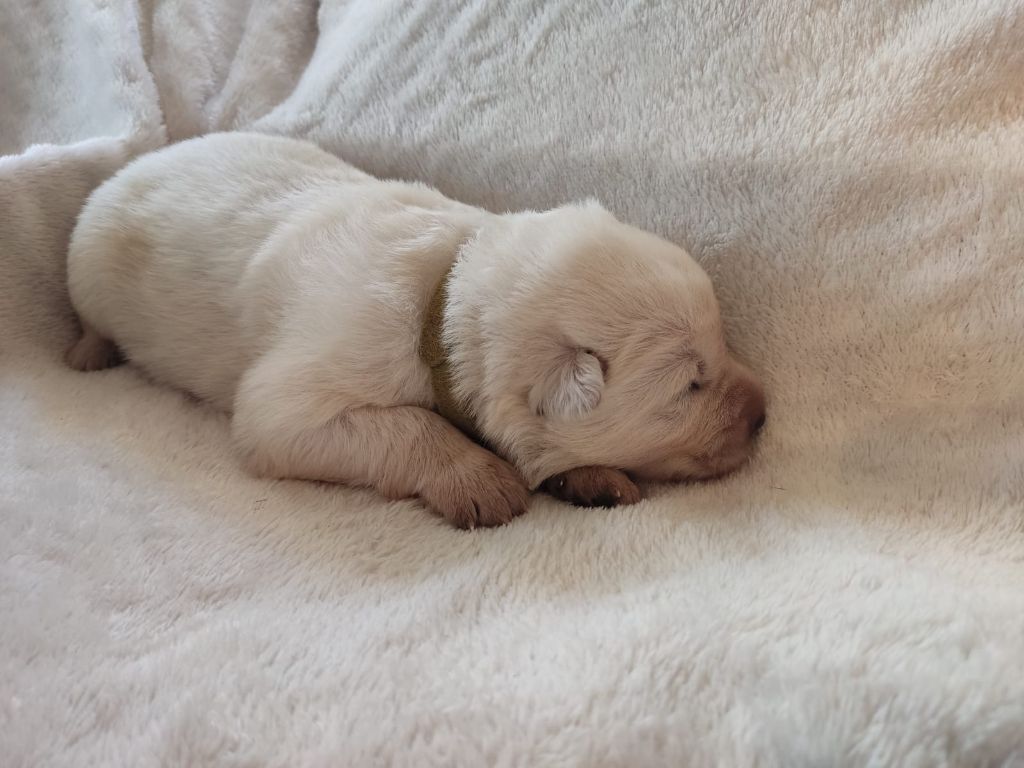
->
2, 1, 1023, 765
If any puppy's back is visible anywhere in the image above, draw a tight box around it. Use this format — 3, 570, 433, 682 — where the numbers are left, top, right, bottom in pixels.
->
67, 133, 370, 407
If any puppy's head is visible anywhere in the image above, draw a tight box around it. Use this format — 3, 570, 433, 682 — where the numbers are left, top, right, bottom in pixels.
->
450, 201, 766, 488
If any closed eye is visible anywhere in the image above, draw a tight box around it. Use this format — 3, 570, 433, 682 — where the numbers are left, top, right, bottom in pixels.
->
674, 380, 703, 404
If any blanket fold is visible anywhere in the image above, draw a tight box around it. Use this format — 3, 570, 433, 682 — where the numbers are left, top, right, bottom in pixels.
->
2, 1, 1022, 765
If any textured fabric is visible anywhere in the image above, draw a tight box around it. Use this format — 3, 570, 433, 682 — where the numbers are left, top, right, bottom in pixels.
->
3, 0, 1024, 765
418, 264, 481, 443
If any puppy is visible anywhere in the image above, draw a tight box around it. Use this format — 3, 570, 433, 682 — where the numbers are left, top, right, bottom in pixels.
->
66, 133, 765, 528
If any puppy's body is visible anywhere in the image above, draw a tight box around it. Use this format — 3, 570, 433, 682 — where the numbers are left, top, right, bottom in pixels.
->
70, 134, 470, 412
68, 133, 765, 527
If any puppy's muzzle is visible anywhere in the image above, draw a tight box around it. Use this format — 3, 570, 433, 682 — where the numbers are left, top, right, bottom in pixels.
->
739, 384, 767, 439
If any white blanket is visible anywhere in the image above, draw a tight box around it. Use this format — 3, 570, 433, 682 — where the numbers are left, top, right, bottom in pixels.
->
3, 1, 1023, 764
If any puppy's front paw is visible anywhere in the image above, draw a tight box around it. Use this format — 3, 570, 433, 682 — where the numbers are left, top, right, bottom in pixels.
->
543, 466, 642, 508
423, 448, 530, 529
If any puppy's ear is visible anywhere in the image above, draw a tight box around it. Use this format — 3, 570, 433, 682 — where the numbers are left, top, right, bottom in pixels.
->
529, 348, 604, 420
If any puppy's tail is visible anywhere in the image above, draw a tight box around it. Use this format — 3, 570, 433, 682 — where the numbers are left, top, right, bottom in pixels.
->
66, 321, 123, 371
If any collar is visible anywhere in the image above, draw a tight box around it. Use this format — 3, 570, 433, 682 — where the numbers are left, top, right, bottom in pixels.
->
418, 262, 482, 442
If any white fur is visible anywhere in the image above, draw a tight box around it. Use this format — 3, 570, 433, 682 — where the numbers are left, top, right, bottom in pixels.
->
4, 0, 1024, 765
68, 132, 466, 415
529, 348, 605, 420
68, 133, 760, 514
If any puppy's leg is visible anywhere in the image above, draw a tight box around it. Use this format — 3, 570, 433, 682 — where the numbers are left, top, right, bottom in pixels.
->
543, 466, 642, 508
66, 322, 122, 371
234, 375, 528, 528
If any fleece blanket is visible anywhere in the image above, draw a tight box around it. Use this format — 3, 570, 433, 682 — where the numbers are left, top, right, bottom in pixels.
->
2, 1, 1023, 765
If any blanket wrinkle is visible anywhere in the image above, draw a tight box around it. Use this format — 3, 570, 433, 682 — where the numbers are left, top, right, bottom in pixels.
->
2, 1, 1023, 766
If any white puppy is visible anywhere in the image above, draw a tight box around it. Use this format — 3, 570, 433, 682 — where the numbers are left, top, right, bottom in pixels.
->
67, 133, 765, 528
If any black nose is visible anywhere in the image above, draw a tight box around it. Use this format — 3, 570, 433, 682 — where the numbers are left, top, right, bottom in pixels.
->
750, 413, 766, 437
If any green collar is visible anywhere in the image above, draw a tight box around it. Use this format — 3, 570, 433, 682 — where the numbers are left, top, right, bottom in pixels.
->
418, 264, 482, 442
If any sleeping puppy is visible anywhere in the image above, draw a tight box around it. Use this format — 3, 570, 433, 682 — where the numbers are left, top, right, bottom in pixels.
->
66, 132, 766, 528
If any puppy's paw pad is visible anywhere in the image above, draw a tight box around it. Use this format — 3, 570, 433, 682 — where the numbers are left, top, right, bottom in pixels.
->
543, 466, 642, 508
66, 332, 122, 372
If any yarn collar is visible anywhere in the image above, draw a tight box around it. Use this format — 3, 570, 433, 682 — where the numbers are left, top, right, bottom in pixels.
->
418, 263, 482, 442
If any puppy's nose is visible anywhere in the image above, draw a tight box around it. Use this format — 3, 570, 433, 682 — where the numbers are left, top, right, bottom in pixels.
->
739, 387, 767, 439
751, 412, 766, 436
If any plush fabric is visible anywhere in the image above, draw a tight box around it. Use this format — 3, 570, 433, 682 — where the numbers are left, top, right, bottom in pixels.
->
2, 1, 1023, 765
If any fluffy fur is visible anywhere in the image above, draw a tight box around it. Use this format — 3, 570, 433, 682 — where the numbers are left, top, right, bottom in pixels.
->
4, 1, 1024, 765
66, 132, 764, 527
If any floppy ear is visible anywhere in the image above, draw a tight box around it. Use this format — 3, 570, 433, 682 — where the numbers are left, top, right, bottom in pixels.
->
529, 348, 604, 420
